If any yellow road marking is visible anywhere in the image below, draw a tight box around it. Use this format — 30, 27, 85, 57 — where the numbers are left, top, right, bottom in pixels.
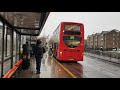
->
54, 58, 77, 78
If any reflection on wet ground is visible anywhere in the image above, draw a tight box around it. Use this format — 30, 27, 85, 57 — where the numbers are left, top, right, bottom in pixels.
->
60, 61, 83, 78
18, 52, 72, 78
79, 55, 120, 78
3, 51, 120, 78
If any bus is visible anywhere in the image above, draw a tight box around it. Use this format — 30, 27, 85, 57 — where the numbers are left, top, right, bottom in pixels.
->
52, 22, 84, 61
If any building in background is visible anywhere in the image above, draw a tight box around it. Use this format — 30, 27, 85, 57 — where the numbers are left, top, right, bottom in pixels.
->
89, 34, 95, 49
87, 29, 120, 50
87, 35, 91, 48
94, 33, 100, 50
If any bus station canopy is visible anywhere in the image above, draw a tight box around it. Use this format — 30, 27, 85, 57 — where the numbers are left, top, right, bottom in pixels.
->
0, 12, 49, 36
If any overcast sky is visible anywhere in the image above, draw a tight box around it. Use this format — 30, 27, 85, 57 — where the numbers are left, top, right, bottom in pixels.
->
39, 12, 120, 39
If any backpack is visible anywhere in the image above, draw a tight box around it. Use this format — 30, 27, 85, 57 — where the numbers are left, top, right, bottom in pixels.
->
22, 44, 29, 55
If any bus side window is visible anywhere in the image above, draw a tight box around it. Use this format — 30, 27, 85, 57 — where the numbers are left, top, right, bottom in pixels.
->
53, 43, 58, 50
56, 43, 58, 49
54, 43, 56, 49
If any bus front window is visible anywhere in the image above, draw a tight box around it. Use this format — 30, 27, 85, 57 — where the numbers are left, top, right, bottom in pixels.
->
63, 36, 82, 48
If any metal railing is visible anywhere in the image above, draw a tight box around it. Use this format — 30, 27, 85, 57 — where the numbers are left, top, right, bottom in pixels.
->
2, 59, 22, 78
85, 49, 120, 63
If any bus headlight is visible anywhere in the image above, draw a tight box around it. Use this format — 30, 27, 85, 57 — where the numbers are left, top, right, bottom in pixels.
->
60, 52, 62, 55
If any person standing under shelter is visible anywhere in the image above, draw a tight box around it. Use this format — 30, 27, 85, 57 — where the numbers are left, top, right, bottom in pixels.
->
22, 41, 29, 59
22, 41, 30, 69
33, 39, 44, 74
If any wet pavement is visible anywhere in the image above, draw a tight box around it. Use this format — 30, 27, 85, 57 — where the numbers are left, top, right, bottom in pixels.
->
85, 52, 120, 63
17, 53, 72, 78
2, 51, 120, 78
79, 55, 120, 78
59, 61, 83, 78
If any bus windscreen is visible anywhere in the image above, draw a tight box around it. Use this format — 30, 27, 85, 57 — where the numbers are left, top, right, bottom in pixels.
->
63, 36, 82, 48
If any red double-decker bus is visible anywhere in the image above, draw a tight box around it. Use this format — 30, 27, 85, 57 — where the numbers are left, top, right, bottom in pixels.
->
51, 22, 84, 61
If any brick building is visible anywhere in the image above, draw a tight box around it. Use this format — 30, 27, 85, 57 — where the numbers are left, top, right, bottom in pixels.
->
89, 34, 95, 49
87, 35, 91, 48
87, 29, 120, 50
94, 33, 100, 49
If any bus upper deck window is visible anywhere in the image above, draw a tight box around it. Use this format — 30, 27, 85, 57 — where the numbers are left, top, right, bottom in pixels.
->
64, 24, 80, 31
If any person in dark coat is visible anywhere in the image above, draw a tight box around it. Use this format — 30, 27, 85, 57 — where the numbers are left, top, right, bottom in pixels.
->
34, 39, 44, 74
22, 41, 30, 70
22, 41, 29, 59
